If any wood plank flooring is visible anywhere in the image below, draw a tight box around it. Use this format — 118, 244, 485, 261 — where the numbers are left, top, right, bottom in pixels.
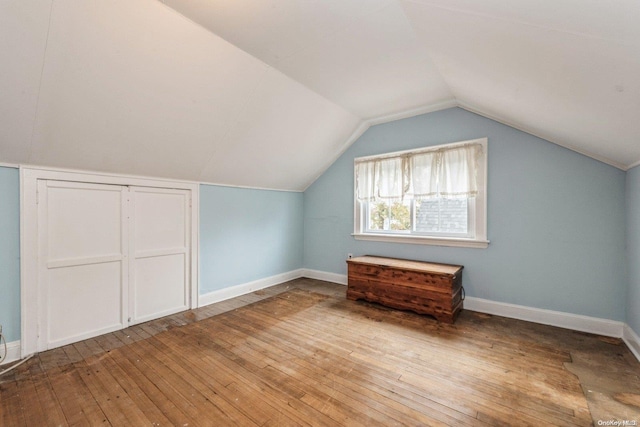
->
2, 278, 640, 426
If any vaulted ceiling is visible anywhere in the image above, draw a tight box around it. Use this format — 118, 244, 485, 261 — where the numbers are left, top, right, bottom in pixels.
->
2, 0, 639, 191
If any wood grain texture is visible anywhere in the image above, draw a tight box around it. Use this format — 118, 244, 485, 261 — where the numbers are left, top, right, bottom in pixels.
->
348, 256, 462, 275
347, 256, 463, 323
1, 278, 639, 426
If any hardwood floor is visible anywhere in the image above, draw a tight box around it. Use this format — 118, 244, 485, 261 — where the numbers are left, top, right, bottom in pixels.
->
1, 278, 640, 426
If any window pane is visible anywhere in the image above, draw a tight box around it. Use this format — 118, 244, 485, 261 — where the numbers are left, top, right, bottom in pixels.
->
368, 200, 411, 231
415, 198, 468, 234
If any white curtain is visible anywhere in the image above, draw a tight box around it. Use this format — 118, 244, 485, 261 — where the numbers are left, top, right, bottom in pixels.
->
355, 156, 407, 201
410, 151, 439, 199
437, 144, 482, 198
375, 157, 407, 200
355, 161, 377, 201
355, 143, 482, 201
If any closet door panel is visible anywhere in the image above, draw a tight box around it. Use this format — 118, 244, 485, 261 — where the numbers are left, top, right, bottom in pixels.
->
134, 253, 186, 321
130, 187, 190, 324
39, 180, 128, 350
46, 183, 123, 260
47, 262, 123, 346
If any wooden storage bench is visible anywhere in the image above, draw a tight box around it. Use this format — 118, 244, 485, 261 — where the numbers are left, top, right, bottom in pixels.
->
346, 255, 464, 323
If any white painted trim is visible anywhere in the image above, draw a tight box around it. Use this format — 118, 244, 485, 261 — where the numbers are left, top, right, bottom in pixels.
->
301, 120, 370, 191
464, 297, 624, 338
457, 101, 628, 171
623, 324, 640, 362
366, 99, 458, 126
19, 163, 201, 185
20, 166, 200, 357
338, 121, 371, 156
20, 169, 36, 358
9, 161, 305, 193
627, 160, 640, 171
190, 183, 200, 309
301, 269, 348, 285
199, 180, 302, 193
352, 234, 490, 248
0, 340, 22, 366
198, 269, 304, 307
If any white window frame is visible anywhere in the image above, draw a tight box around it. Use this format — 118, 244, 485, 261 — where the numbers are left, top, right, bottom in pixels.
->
352, 138, 489, 248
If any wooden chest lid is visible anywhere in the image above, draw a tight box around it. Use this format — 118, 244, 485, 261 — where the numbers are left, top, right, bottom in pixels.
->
347, 255, 463, 276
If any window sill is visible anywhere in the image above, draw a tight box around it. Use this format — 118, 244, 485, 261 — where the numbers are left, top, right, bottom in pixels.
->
352, 233, 489, 249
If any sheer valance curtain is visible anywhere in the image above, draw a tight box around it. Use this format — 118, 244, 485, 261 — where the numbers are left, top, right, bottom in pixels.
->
355, 143, 483, 202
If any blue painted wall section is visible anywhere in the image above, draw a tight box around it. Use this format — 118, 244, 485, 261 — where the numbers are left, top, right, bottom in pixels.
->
0, 111, 634, 342
626, 166, 640, 332
200, 184, 304, 295
304, 108, 628, 321
0, 166, 21, 342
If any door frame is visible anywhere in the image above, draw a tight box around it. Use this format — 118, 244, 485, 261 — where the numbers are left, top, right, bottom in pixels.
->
20, 166, 200, 357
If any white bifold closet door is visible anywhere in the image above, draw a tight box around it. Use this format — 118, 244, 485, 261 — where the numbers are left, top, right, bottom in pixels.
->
37, 180, 190, 351
128, 186, 190, 325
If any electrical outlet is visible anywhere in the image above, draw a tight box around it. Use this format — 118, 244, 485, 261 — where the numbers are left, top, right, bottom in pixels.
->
347, 253, 353, 259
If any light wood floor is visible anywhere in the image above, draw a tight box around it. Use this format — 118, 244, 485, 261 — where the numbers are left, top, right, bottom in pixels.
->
2, 278, 640, 426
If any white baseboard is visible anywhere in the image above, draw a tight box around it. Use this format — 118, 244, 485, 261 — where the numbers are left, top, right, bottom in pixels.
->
464, 296, 624, 338
301, 269, 348, 285
0, 340, 21, 366
623, 324, 640, 361
198, 269, 304, 307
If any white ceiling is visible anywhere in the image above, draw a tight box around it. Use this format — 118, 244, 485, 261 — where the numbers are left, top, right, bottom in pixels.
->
160, 0, 455, 120
161, 0, 640, 170
0, 0, 360, 190
1, 0, 639, 191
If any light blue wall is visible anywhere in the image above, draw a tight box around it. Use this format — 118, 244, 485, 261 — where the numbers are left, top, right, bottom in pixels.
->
199, 184, 304, 294
0, 167, 20, 342
304, 108, 628, 321
626, 166, 640, 331
0, 111, 633, 342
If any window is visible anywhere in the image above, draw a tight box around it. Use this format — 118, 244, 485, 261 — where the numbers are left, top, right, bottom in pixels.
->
353, 138, 488, 248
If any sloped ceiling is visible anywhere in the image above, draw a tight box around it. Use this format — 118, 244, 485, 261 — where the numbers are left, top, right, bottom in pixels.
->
1, 0, 639, 191
0, 0, 361, 190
